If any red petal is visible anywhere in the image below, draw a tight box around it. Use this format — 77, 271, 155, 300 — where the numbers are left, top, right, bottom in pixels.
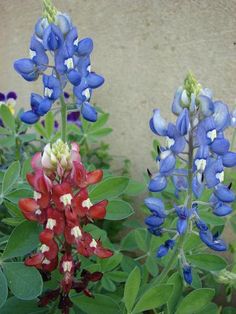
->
18, 198, 38, 221
71, 161, 87, 188
87, 170, 103, 185
47, 208, 65, 235
31, 152, 42, 170
52, 183, 72, 210
89, 200, 107, 220
25, 253, 44, 268
39, 229, 54, 243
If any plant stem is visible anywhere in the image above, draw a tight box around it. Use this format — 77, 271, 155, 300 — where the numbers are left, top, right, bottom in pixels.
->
60, 95, 67, 142
231, 128, 236, 149
153, 117, 194, 285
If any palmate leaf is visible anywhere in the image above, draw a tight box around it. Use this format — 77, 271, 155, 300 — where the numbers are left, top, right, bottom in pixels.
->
123, 266, 141, 313
2, 161, 20, 194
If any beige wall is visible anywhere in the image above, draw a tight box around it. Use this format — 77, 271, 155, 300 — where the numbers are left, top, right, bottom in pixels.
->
0, 0, 236, 179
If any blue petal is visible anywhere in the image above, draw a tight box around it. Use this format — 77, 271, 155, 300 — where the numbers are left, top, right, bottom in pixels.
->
192, 176, 204, 199
198, 95, 214, 116
222, 152, 236, 167
213, 101, 230, 131
30, 93, 43, 112
145, 215, 165, 227
43, 24, 63, 51
87, 73, 104, 88
30, 35, 48, 71
34, 17, 49, 39
150, 109, 168, 136
148, 175, 167, 192
210, 133, 229, 155
77, 38, 93, 56
144, 197, 166, 218
183, 265, 192, 284
214, 185, 235, 203
199, 230, 227, 251
14, 58, 38, 81
177, 219, 188, 234
159, 152, 176, 176
172, 87, 183, 115
205, 158, 224, 188
81, 102, 97, 122
20, 110, 39, 124
176, 108, 190, 135
55, 13, 71, 35
37, 98, 52, 115
157, 245, 168, 258
213, 203, 232, 216
67, 70, 81, 86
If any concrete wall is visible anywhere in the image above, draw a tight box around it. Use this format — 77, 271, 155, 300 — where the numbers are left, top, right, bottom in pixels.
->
0, 0, 236, 179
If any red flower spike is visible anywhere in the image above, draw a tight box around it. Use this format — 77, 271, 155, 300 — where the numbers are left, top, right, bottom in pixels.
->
87, 169, 103, 185
46, 207, 65, 235
38, 289, 60, 307
18, 198, 46, 223
52, 183, 73, 210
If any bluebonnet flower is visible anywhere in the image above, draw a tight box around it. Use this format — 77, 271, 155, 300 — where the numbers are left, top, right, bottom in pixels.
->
145, 73, 235, 266
14, 3, 104, 124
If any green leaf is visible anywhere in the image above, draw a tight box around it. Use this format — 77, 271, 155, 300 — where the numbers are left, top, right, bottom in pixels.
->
89, 113, 109, 131
2, 161, 20, 194
90, 176, 129, 202
18, 133, 36, 143
2, 262, 43, 300
0, 105, 15, 130
187, 254, 227, 271
145, 255, 159, 277
135, 228, 149, 251
100, 252, 123, 272
124, 266, 141, 313
176, 288, 215, 314
197, 303, 218, 314
1, 217, 24, 226
4, 188, 32, 203
132, 284, 173, 313
167, 272, 183, 314
87, 128, 112, 139
0, 127, 11, 135
121, 230, 139, 251
101, 276, 116, 292
106, 271, 128, 282
1, 221, 41, 260
21, 158, 32, 181
0, 268, 8, 308
106, 199, 134, 220
124, 179, 146, 196
72, 294, 120, 314
34, 121, 48, 138
0, 297, 46, 314
0, 136, 15, 147
4, 201, 23, 218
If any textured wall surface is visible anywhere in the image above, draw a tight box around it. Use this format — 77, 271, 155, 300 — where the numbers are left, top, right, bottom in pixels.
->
0, 0, 236, 179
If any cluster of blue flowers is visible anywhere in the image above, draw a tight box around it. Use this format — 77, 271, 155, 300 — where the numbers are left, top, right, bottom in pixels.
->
14, 4, 104, 124
145, 74, 236, 285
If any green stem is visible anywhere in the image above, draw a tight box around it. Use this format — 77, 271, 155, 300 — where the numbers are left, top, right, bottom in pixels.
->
60, 95, 67, 142
153, 117, 194, 285
15, 138, 21, 161
231, 128, 236, 149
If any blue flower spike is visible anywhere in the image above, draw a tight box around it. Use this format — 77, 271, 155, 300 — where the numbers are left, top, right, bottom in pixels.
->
14, 0, 104, 124
145, 72, 235, 279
